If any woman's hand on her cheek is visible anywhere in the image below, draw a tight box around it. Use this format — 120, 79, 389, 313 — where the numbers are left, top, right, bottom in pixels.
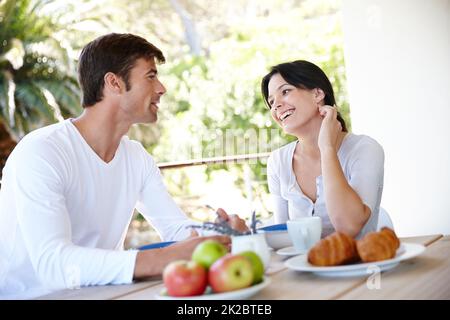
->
318, 105, 341, 151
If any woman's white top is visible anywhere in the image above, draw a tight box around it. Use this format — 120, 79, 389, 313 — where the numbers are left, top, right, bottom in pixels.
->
267, 133, 384, 238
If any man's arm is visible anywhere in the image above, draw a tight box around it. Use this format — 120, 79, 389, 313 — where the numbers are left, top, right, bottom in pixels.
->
136, 148, 249, 240
135, 150, 213, 240
133, 235, 230, 279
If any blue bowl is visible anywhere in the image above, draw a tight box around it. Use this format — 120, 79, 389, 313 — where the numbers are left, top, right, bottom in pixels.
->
258, 223, 287, 232
258, 223, 291, 249
139, 241, 176, 250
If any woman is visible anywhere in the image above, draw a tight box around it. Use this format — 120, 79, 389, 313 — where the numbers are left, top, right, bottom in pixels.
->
261, 60, 384, 238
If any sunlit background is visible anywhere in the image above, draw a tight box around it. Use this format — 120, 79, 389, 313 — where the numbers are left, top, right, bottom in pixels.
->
1, 0, 449, 248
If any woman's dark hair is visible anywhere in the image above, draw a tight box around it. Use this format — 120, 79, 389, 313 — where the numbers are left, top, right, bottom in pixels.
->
78, 33, 165, 107
261, 60, 347, 132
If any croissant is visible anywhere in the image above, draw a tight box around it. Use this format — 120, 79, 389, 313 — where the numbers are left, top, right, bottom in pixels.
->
356, 227, 400, 262
308, 232, 359, 266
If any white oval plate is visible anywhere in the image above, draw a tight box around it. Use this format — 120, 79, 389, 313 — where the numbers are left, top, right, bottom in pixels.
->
276, 246, 305, 257
155, 276, 271, 300
285, 242, 425, 277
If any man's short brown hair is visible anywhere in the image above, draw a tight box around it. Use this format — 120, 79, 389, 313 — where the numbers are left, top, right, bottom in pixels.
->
77, 33, 165, 107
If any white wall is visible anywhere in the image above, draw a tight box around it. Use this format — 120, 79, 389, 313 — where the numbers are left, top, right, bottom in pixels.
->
342, 0, 450, 236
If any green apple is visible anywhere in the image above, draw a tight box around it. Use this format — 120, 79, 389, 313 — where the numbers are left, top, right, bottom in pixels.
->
208, 254, 254, 293
192, 239, 228, 269
239, 251, 264, 284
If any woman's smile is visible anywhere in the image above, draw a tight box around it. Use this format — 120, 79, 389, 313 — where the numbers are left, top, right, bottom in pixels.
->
278, 108, 296, 123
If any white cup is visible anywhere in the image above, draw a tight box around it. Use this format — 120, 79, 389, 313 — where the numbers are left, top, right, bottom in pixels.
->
231, 233, 271, 270
287, 217, 322, 254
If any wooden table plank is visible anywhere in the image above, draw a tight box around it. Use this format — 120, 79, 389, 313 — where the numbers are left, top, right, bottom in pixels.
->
399, 234, 442, 246
251, 268, 365, 300
337, 235, 450, 300
118, 278, 357, 300
37, 278, 162, 300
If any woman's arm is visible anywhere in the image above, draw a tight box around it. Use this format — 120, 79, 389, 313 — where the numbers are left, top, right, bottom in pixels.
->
320, 147, 371, 237
318, 105, 378, 237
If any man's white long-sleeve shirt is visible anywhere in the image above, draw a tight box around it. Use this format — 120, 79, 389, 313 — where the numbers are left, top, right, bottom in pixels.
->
0, 119, 198, 299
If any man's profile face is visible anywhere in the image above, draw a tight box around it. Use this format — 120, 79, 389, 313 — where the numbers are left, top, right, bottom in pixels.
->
120, 57, 166, 124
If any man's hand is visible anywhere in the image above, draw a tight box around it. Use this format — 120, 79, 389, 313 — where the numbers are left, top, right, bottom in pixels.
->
133, 233, 230, 280
215, 208, 249, 233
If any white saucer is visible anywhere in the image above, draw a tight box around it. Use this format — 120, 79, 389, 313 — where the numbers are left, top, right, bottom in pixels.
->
276, 246, 305, 256
284, 242, 425, 277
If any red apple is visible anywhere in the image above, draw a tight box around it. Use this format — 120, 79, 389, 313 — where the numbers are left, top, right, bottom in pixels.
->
163, 260, 208, 297
208, 254, 254, 293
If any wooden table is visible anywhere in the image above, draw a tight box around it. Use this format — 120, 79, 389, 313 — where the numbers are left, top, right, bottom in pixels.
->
38, 234, 450, 300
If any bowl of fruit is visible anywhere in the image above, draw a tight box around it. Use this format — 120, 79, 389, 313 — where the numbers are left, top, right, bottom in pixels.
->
157, 240, 270, 300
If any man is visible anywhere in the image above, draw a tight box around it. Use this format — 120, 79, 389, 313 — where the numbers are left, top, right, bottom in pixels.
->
0, 33, 245, 299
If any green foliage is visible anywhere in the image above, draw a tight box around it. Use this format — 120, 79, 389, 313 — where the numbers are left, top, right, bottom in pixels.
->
0, 0, 81, 138
0, 0, 351, 220
152, 2, 351, 207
